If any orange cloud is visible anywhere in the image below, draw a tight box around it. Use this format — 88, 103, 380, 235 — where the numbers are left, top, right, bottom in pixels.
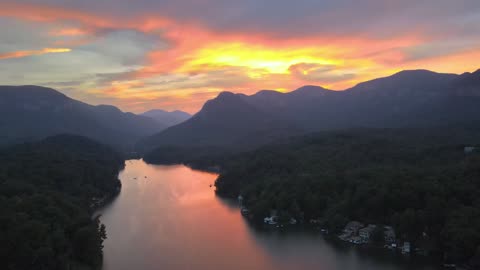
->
1, 2, 479, 113
0, 2, 174, 35
132, 32, 424, 88
0, 3, 114, 29
0, 48, 71, 60
49, 28, 88, 36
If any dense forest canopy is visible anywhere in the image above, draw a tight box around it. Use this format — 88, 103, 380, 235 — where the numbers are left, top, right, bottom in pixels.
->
144, 127, 480, 266
212, 128, 480, 266
0, 135, 124, 270
0, 86, 166, 152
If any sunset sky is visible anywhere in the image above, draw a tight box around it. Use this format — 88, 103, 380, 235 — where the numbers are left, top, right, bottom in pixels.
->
1, 1, 479, 113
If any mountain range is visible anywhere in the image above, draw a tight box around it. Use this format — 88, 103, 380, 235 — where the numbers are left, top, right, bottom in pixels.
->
141, 109, 191, 127
0, 85, 172, 150
2, 69, 479, 154
139, 69, 480, 153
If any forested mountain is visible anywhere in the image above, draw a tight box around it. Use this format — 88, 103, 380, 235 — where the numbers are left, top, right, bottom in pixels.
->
140, 69, 480, 153
0, 86, 165, 150
0, 135, 124, 270
141, 109, 191, 127
138, 91, 301, 152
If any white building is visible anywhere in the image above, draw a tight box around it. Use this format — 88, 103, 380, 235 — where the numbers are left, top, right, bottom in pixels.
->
402, 242, 411, 254
359, 224, 377, 243
264, 216, 278, 225
464, 146, 476, 154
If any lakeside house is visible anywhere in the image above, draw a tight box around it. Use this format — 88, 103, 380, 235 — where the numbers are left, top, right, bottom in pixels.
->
359, 224, 377, 243
384, 226, 396, 244
264, 216, 278, 225
264, 210, 279, 225
402, 242, 411, 254
238, 195, 244, 205
339, 222, 399, 250
339, 221, 364, 242
464, 146, 476, 154
344, 221, 364, 236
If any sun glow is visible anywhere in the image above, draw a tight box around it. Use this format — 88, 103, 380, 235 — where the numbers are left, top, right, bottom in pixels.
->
179, 43, 341, 75
1, 2, 479, 113
49, 28, 88, 36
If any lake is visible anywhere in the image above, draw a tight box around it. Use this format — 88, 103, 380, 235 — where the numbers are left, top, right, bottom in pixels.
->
97, 159, 440, 270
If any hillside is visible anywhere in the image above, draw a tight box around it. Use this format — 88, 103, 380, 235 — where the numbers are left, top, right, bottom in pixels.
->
0, 85, 166, 150
140, 69, 480, 155
141, 109, 191, 127
0, 135, 124, 270
215, 127, 480, 266
138, 91, 302, 152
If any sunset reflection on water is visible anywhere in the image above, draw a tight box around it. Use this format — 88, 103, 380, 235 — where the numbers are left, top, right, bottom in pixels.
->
98, 159, 439, 270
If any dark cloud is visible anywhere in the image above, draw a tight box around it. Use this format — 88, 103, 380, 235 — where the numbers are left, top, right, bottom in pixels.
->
15, 0, 480, 40
403, 39, 480, 62
3, 0, 480, 113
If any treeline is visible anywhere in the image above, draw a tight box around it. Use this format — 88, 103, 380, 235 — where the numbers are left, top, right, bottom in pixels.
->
143, 145, 232, 171
213, 128, 480, 266
0, 135, 124, 270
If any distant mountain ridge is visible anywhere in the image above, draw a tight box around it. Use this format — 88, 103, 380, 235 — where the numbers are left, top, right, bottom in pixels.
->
139, 69, 480, 153
139, 91, 301, 152
0, 85, 166, 150
141, 109, 191, 127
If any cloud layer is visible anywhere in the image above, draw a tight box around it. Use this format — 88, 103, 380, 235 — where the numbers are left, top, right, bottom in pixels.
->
1, 1, 479, 113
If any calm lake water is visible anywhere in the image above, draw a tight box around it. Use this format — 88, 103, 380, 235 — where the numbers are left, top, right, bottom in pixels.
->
97, 159, 440, 270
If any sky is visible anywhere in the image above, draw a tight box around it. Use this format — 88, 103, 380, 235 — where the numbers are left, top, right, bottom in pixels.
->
0, 1, 479, 113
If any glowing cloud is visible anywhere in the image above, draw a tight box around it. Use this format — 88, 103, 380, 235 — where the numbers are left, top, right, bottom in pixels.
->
49, 28, 88, 36
0, 1, 479, 113
0, 48, 71, 60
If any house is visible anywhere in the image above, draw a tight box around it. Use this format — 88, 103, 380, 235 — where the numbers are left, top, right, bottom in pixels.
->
309, 218, 322, 224
237, 195, 244, 205
264, 216, 278, 225
350, 236, 363, 244
359, 224, 377, 243
384, 226, 396, 244
343, 221, 364, 237
464, 146, 476, 154
402, 242, 411, 254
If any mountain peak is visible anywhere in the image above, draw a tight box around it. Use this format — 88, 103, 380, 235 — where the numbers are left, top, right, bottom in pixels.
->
205, 91, 246, 107
141, 109, 191, 127
393, 69, 436, 75
289, 85, 332, 97
0, 85, 164, 149
144, 109, 168, 114
255, 89, 281, 95
96, 104, 123, 113
217, 91, 237, 99
202, 91, 246, 110
347, 69, 457, 94
0, 85, 67, 99
172, 110, 189, 114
